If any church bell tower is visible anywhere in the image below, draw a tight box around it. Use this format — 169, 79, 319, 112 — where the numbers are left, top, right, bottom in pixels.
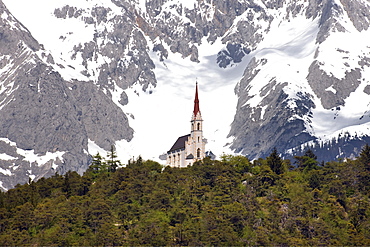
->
187, 82, 206, 163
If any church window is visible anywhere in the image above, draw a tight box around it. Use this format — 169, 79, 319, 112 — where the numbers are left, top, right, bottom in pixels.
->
198, 136, 200, 143
197, 148, 201, 158
197, 123, 200, 130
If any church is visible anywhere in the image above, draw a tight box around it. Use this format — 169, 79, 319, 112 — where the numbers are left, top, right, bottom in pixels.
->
166, 83, 207, 167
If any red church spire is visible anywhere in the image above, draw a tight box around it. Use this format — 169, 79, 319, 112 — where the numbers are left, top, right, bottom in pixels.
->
193, 82, 200, 116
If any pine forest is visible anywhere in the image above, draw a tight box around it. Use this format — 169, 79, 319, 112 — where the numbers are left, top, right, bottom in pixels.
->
0, 146, 370, 246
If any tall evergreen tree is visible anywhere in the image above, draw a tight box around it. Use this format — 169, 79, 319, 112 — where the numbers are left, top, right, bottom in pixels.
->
266, 148, 284, 175
294, 149, 319, 171
91, 153, 104, 171
358, 144, 370, 171
304, 149, 317, 160
107, 145, 120, 172
358, 144, 370, 194
85, 153, 108, 179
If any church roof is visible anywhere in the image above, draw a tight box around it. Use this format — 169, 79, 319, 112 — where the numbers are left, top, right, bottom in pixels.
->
193, 83, 200, 116
167, 134, 190, 153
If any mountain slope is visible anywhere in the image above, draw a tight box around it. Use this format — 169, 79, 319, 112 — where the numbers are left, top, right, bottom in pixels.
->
229, 0, 370, 159
0, 1, 133, 190
1, 0, 370, 190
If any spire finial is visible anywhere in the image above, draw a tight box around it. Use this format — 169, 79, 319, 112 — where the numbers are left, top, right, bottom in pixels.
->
193, 82, 200, 116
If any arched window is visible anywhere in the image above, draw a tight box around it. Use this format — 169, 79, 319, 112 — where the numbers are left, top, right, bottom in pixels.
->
197, 123, 200, 130
197, 148, 201, 158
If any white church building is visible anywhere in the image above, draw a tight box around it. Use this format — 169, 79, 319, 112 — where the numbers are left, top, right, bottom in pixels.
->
166, 83, 207, 167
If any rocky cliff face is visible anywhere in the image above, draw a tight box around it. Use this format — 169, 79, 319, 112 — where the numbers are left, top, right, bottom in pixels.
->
0, 2, 133, 190
1, 0, 370, 190
228, 0, 370, 159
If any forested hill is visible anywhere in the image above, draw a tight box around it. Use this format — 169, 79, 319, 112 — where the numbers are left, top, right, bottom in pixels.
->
1, 147, 370, 246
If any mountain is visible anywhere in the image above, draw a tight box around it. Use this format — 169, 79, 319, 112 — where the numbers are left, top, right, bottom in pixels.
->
229, 0, 370, 160
0, 0, 370, 190
0, 0, 133, 190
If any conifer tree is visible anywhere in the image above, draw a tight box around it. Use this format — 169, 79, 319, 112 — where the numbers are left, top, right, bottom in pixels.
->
304, 149, 317, 160
91, 153, 104, 171
358, 144, 370, 194
294, 149, 319, 171
266, 148, 284, 175
107, 145, 120, 172
358, 144, 370, 171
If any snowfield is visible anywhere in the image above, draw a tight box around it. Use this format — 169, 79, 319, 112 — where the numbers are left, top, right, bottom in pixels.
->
2, 0, 370, 167
116, 37, 246, 162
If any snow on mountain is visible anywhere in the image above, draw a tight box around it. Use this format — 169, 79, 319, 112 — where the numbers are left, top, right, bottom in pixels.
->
2, 0, 246, 163
0, 138, 65, 167
226, 0, 370, 159
118, 37, 246, 162
241, 14, 320, 109
300, 0, 370, 157
1, 0, 370, 190
310, 8, 370, 136
3, 0, 123, 82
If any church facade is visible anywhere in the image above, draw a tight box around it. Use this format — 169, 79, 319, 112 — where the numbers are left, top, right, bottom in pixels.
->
166, 84, 206, 167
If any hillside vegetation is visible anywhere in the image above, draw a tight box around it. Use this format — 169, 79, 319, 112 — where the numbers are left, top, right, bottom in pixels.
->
0, 146, 370, 246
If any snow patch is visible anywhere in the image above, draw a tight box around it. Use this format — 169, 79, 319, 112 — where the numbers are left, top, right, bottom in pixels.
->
0, 181, 8, 191
325, 86, 337, 94
0, 152, 17, 161
0, 167, 12, 176
21, 150, 65, 166
29, 174, 36, 181
180, 0, 197, 10
0, 138, 65, 167
136, 0, 147, 14
260, 105, 268, 119
87, 139, 107, 157
11, 164, 19, 171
